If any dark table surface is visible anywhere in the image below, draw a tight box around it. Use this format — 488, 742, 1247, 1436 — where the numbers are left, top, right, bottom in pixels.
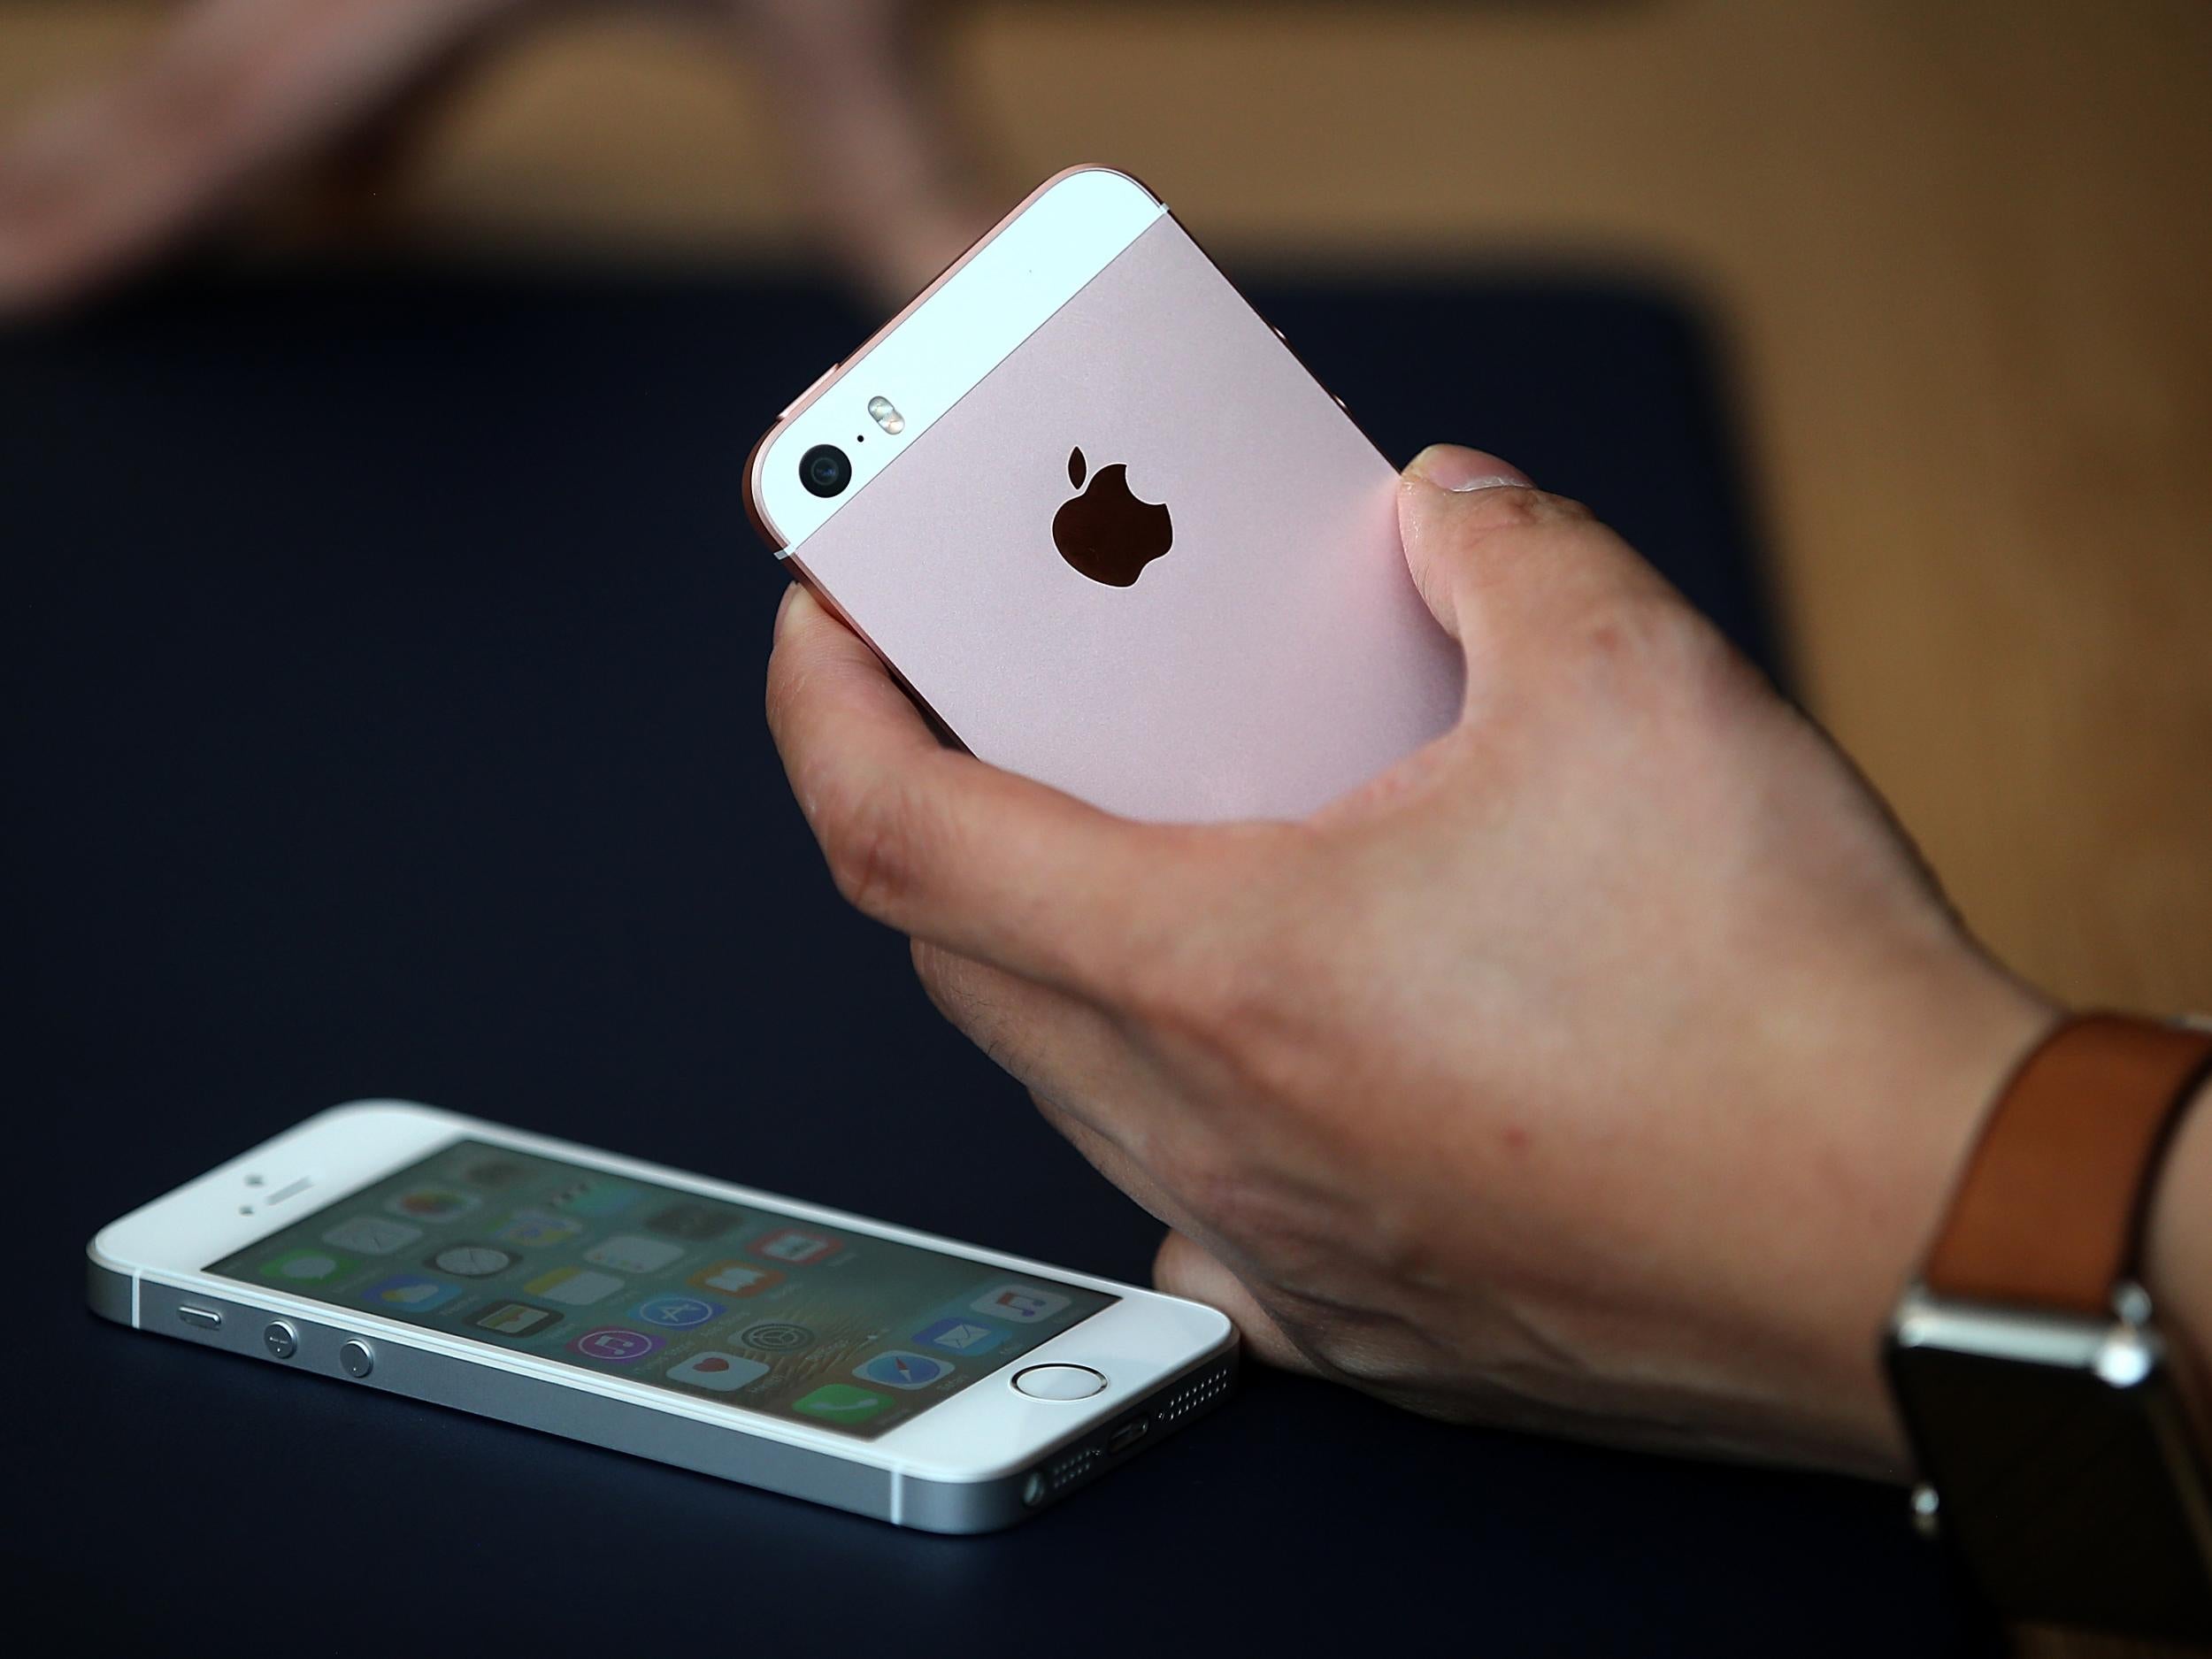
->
4, 263, 1991, 1654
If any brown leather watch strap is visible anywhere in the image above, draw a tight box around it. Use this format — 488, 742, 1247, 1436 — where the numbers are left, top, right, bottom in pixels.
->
1922, 1013, 2212, 1316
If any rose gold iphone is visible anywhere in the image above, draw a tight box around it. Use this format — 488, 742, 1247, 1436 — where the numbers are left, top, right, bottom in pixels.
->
747, 165, 1463, 822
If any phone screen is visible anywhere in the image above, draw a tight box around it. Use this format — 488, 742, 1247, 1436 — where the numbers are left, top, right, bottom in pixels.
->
208, 1139, 1117, 1439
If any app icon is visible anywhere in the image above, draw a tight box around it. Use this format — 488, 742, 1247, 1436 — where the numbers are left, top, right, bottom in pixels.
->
362, 1272, 464, 1313
526, 1265, 624, 1306
916, 1317, 1007, 1356
792, 1384, 889, 1425
750, 1226, 841, 1266
567, 1326, 664, 1364
583, 1234, 685, 1274
546, 1178, 641, 1217
666, 1351, 770, 1393
385, 1187, 480, 1223
971, 1284, 1071, 1325
495, 1210, 584, 1248
472, 1301, 561, 1338
321, 1216, 421, 1256
688, 1260, 784, 1299
854, 1351, 952, 1391
645, 1202, 735, 1241
259, 1246, 357, 1285
428, 1242, 514, 1279
634, 1294, 723, 1329
457, 1156, 531, 1189
736, 1321, 814, 1353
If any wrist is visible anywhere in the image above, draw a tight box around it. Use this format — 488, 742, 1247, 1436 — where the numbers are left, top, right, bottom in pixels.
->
2146, 1071, 2212, 1417
1802, 956, 2059, 1476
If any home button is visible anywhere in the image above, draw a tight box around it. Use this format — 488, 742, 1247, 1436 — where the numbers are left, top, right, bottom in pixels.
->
1012, 1363, 1106, 1401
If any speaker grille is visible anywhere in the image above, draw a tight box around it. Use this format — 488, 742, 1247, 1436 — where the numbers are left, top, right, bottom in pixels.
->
1153, 1363, 1233, 1426
1021, 1363, 1235, 1511
1044, 1443, 1103, 1492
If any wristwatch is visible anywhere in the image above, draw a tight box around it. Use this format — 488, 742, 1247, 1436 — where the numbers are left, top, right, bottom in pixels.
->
1886, 1012, 2212, 1641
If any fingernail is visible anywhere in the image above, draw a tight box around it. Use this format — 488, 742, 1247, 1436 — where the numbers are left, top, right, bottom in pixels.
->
1407, 444, 1534, 493
774, 582, 802, 634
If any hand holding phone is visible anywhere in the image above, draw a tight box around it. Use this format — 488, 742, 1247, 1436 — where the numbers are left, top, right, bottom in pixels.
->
748, 166, 1462, 821
765, 441, 2062, 1481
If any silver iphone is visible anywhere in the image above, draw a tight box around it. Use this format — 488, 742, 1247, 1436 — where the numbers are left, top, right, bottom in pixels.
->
88, 1101, 1237, 1532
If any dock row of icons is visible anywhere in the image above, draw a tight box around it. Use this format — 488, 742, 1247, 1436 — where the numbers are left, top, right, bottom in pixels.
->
548, 1297, 1065, 1425
540, 1294, 1064, 1366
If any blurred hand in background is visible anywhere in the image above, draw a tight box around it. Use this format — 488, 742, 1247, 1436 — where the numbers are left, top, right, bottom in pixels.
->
0, 0, 991, 314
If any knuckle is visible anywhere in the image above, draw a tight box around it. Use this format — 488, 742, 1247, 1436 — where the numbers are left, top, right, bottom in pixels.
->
818, 775, 928, 918
1426, 491, 1607, 631
1563, 585, 1706, 679
1475, 485, 1592, 533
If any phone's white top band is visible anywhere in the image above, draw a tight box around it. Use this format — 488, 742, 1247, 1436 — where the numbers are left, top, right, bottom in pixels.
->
757, 168, 1165, 554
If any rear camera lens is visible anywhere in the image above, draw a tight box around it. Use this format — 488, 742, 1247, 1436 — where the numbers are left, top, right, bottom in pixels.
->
800, 444, 852, 498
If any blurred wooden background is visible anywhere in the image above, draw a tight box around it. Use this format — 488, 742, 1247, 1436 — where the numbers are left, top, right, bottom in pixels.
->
5, 0, 2208, 1014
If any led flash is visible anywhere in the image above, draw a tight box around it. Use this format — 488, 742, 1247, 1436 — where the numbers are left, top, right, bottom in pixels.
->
867, 396, 905, 435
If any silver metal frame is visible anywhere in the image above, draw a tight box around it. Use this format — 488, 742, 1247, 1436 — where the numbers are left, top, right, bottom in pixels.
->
88, 1256, 1237, 1534
1890, 1279, 2164, 1382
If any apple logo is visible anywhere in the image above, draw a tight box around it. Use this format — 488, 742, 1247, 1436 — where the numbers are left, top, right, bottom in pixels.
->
1051, 447, 1173, 587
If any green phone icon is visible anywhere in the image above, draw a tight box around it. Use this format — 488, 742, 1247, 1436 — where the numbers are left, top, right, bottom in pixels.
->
793, 1384, 889, 1425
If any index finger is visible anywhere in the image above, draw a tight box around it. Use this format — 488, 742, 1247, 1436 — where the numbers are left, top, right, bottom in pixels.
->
764, 582, 1210, 997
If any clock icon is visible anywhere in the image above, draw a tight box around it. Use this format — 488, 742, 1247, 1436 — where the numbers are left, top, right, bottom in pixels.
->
430, 1243, 514, 1279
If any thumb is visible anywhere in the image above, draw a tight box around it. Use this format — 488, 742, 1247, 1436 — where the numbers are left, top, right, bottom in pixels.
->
1395, 443, 1667, 659
1152, 1230, 1316, 1375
